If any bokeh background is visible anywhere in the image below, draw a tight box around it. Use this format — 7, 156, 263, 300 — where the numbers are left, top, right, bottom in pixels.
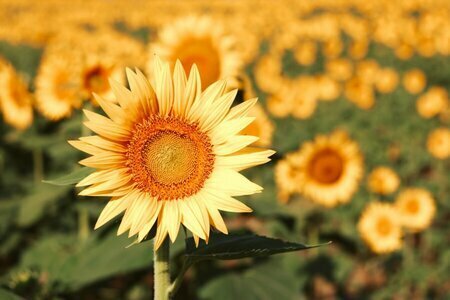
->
0, 0, 449, 299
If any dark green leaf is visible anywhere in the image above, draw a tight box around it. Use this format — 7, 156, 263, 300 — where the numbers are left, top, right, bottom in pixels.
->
43, 167, 93, 186
17, 184, 71, 227
0, 288, 24, 300
199, 259, 299, 300
185, 232, 329, 261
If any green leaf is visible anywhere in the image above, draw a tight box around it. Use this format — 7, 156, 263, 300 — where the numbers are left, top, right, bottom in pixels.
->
19, 232, 154, 292
0, 288, 24, 300
16, 184, 71, 227
43, 167, 93, 186
199, 259, 299, 300
185, 232, 329, 261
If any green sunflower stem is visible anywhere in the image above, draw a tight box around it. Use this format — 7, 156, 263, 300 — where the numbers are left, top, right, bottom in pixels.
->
154, 238, 171, 300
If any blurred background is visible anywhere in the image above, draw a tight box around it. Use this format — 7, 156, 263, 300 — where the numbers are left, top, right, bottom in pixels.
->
0, 0, 449, 299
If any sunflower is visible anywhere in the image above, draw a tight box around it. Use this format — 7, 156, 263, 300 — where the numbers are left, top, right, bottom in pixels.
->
403, 69, 426, 95
35, 52, 83, 120
367, 166, 400, 195
345, 77, 375, 110
374, 68, 399, 94
427, 127, 450, 159
416, 87, 449, 119
274, 157, 298, 203
70, 58, 274, 249
81, 55, 123, 102
358, 202, 402, 254
395, 188, 436, 232
240, 103, 274, 147
294, 40, 317, 66
325, 58, 353, 82
0, 60, 33, 130
291, 130, 364, 207
148, 16, 243, 90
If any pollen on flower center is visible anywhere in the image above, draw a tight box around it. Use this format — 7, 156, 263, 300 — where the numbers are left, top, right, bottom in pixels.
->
308, 149, 344, 184
144, 132, 198, 185
126, 116, 214, 200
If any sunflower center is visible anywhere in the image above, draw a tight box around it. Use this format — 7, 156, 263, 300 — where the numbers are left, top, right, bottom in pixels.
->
405, 199, 419, 214
174, 37, 221, 88
127, 116, 214, 200
376, 217, 392, 236
308, 149, 344, 184
83, 65, 109, 93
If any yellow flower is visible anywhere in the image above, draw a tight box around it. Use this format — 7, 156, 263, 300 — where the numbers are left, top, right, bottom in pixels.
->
81, 55, 124, 102
356, 59, 379, 85
427, 127, 450, 159
367, 167, 400, 195
325, 58, 353, 82
0, 60, 33, 130
358, 202, 402, 254
35, 52, 83, 120
315, 75, 341, 102
416, 87, 449, 119
291, 130, 364, 207
345, 77, 375, 110
322, 38, 343, 59
240, 103, 274, 147
395, 44, 414, 60
374, 68, 399, 94
70, 58, 274, 249
294, 40, 317, 66
395, 188, 436, 232
148, 15, 242, 90
349, 39, 368, 60
403, 69, 426, 95
274, 158, 298, 204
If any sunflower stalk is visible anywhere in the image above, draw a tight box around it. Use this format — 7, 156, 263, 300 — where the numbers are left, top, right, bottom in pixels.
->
33, 147, 44, 184
154, 238, 171, 300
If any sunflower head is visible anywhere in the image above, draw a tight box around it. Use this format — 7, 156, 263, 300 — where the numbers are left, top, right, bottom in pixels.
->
291, 130, 364, 207
395, 188, 436, 232
367, 166, 400, 195
0, 60, 33, 130
427, 127, 450, 159
70, 57, 274, 249
358, 202, 403, 254
148, 16, 243, 90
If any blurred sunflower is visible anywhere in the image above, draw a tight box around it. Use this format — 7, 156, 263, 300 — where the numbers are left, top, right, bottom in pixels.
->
367, 166, 400, 195
395, 188, 436, 232
148, 16, 242, 89
374, 68, 399, 94
416, 87, 449, 119
325, 58, 353, 81
0, 60, 33, 130
70, 58, 274, 249
358, 202, 402, 254
403, 69, 426, 94
292, 130, 364, 207
274, 158, 298, 203
426, 127, 450, 159
81, 55, 123, 102
345, 77, 375, 110
35, 53, 83, 120
240, 102, 274, 147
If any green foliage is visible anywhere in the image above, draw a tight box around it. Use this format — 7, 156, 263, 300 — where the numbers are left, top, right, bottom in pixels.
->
186, 233, 328, 261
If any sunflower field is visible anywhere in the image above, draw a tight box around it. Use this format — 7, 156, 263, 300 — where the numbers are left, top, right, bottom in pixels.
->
0, 0, 449, 299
